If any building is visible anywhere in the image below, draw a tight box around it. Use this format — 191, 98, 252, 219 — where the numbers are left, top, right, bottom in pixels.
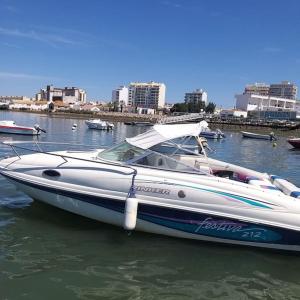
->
111, 86, 129, 111
243, 81, 298, 99
128, 81, 166, 109
184, 89, 208, 105
236, 93, 296, 111
269, 81, 297, 100
235, 93, 297, 120
220, 109, 248, 119
136, 107, 155, 115
295, 101, 300, 119
38, 85, 86, 104
244, 83, 270, 96
0, 95, 32, 102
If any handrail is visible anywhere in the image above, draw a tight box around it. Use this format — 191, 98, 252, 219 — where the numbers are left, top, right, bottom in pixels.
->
0, 141, 136, 176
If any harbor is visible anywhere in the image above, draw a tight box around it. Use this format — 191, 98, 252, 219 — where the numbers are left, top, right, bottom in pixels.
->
2, 0, 300, 298
1, 111, 300, 299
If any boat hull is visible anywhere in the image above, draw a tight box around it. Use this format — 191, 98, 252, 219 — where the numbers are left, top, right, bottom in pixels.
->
0, 125, 39, 135
85, 121, 113, 130
199, 132, 224, 139
241, 131, 274, 140
288, 139, 300, 149
3, 172, 300, 252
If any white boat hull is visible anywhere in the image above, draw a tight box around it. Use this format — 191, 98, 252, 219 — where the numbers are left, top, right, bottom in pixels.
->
85, 120, 114, 130
0, 125, 40, 135
2, 158, 300, 252
241, 131, 274, 140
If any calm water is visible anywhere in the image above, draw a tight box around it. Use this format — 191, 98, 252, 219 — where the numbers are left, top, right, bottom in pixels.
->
1, 111, 300, 300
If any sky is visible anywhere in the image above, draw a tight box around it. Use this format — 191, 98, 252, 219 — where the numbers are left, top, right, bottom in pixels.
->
0, 0, 300, 107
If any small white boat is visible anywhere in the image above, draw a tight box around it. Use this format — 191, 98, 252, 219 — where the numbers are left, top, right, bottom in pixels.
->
241, 131, 277, 141
0, 120, 44, 135
200, 128, 225, 139
85, 119, 114, 130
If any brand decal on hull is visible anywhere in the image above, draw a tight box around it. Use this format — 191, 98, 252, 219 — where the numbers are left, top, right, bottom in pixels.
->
135, 185, 170, 195
193, 217, 281, 241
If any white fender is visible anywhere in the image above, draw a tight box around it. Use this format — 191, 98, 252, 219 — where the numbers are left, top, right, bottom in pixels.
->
124, 197, 139, 230
270, 175, 300, 198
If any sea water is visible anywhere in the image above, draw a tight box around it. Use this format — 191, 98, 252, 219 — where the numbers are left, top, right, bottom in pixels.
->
1, 111, 300, 300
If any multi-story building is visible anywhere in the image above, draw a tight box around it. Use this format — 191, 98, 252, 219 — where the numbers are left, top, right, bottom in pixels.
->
244, 83, 270, 96
184, 89, 208, 106
235, 93, 296, 112
111, 86, 129, 111
243, 81, 298, 100
128, 81, 166, 109
269, 81, 297, 100
38, 85, 86, 104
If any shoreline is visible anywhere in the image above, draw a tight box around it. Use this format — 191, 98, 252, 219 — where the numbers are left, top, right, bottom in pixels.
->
3, 109, 300, 133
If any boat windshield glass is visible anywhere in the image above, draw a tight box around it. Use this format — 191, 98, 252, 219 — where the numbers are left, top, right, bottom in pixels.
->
97, 142, 145, 162
98, 141, 206, 174
131, 152, 203, 173
150, 136, 200, 155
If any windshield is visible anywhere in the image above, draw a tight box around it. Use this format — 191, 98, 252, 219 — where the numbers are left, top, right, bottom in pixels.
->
98, 141, 207, 174
131, 151, 203, 173
98, 142, 145, 162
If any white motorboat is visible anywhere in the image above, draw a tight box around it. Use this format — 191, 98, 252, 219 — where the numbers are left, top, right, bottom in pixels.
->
200, 128, 225, 139
0, 120, 45, 135
85, 119, 114, 130
241, 131, 277, 141
1, 121, 300, 252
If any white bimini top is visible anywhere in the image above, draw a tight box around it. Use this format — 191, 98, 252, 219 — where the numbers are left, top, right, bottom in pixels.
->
126, 120, 208, 149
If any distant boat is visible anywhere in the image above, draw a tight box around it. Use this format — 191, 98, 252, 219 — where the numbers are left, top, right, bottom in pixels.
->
0, 120, 45, 135
287, 138, 300, 148
241, 131, 277, 141
85, 119, 114, 130
200, 128, 225, 139
124, 121, 152, 126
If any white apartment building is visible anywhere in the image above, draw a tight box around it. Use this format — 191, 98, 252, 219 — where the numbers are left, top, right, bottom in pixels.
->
38, 85, 86, 104
112, 86, 129, 109
128, 81, 166, 109
235, 93, 296, 112
184, 89, 208, 105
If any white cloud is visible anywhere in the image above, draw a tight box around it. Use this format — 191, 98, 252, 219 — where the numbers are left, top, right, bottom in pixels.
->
161, 1, 182, 8
0, 71, 59, 80
0, 27, 83, 48
1, 42, 21, 49
263, 47, 282, 53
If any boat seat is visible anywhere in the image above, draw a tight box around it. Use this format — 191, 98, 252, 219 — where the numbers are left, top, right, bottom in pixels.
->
213, 170, 234, 179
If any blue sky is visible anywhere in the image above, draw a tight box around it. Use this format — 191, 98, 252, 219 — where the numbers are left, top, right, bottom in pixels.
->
0, 0, 300, 107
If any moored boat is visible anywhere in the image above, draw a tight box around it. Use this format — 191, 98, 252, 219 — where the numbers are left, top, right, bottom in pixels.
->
200, 128, 225, 139
0, 120, 44, 135
1, 121, 300, 252
85, 119, 114, 130
241, 131, 277, 141
287, 138, 300, 148
124, 121, 152, 126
